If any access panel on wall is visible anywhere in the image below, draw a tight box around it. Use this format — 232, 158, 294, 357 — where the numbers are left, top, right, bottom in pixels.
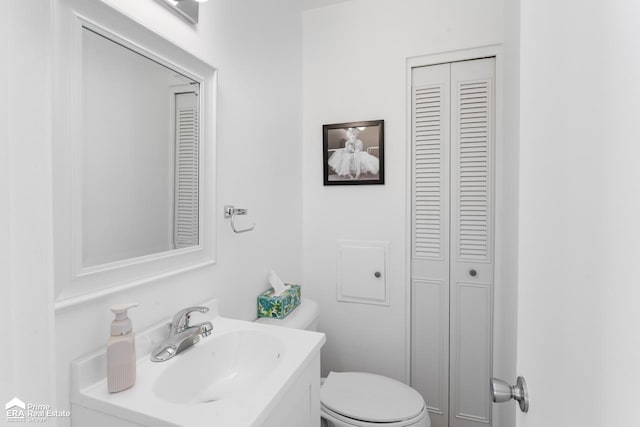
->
410, 57, 495, 427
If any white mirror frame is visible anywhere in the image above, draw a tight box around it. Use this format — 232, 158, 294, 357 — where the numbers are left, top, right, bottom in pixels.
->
53, 0, 217, 310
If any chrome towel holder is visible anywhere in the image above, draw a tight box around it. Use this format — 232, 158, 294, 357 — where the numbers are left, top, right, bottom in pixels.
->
223, 205, 255, 233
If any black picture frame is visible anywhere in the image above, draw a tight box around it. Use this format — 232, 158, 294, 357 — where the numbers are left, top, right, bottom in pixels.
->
322, 120, 385, 186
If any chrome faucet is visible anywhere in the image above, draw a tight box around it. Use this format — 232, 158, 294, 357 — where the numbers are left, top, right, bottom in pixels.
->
150, 306, 213, 362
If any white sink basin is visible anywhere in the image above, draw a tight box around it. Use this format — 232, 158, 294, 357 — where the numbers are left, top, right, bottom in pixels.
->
153, 330, 284, 404
71, 300, 326, 427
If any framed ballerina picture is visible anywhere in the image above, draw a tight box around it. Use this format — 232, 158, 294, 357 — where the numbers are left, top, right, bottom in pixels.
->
323, 120, 385, 186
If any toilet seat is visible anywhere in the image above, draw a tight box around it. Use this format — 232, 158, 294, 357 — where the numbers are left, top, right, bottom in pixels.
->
320, 372, 429, 427
321, 403, 429, 427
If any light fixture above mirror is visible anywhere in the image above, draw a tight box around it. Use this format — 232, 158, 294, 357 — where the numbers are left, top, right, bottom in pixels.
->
158, 0, 207, 24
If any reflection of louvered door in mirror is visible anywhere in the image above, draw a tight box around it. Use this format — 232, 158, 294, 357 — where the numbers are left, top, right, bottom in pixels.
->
411, 57, 495, 427
174, 90, 200, 249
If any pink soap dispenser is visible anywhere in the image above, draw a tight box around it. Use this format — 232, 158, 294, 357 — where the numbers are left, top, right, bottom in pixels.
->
107, 303, 139, 393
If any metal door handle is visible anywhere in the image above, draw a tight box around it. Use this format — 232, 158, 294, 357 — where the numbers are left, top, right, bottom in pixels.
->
491, 376, 529, 413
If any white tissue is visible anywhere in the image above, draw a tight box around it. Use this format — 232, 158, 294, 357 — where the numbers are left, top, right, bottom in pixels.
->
269, 269, 290, 296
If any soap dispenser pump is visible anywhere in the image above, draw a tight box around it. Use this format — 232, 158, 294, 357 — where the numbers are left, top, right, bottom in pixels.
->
107, 303, 139, 393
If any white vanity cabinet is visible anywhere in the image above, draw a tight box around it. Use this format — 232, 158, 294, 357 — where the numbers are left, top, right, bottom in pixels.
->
71, 406, 146, 427
261, 353, 321, 427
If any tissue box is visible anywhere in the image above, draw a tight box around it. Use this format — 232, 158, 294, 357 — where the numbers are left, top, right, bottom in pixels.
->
257, 284, 301, 319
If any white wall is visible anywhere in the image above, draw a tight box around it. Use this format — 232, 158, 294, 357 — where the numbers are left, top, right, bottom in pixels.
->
517, 1, 640, 426
0, 0, 15, 409
4, 0, 303, 423
302, 0, 504, 381
1, 0, 57, 419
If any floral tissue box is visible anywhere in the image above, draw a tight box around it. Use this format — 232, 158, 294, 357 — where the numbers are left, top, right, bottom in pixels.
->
257, 284, 301, 319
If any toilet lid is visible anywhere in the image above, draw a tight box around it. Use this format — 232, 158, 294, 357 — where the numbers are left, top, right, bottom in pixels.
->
321, 372, 425, 423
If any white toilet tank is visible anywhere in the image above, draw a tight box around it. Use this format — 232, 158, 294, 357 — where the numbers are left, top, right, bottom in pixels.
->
255, 298, 319, 331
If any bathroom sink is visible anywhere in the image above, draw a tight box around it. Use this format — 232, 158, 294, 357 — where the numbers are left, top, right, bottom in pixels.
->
153, 330, 284, 404
71, 300, 325, 427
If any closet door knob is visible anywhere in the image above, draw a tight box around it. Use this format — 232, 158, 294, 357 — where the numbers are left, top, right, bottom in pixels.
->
374, 271, 381, 278
469, 269, 477, 277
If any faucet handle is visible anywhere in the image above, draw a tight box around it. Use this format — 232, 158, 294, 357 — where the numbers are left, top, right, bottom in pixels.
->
171, 306, 209, 334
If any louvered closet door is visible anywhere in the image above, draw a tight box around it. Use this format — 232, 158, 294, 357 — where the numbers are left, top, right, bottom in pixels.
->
411, 62, 451, 427
411, 57, 495, 427
449, 58, 494, 427
174, 91, 199, 248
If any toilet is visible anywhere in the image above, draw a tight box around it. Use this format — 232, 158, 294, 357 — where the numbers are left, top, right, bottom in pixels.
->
256, 299, 431, 427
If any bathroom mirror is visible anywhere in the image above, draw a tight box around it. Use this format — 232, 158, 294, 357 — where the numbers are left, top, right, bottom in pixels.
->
82, 28, 200, 267
53, 0, 216, 307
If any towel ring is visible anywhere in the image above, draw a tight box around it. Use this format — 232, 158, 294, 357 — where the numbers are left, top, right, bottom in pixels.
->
223, 205, 255, 233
